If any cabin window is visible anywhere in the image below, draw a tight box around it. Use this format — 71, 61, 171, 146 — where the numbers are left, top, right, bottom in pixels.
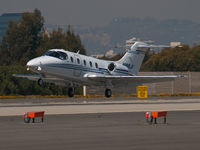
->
71, 56, 74, 62
89, 61, 92, 67
95, 63, 98, 68
77, 58, 80, 64
83, 60, 86, 66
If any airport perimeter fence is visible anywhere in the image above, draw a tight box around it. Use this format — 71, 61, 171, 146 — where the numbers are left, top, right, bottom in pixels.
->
87, 72, 200, 95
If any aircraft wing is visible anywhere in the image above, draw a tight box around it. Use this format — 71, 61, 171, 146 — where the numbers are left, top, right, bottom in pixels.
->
13, 74, 42, 81
85, 74, 185, 87
12, 74, 67, 86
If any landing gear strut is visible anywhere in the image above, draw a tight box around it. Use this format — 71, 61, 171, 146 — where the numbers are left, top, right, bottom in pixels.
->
105, 88, 112, 98
68, 87, 75, 97
38, 79, 43, 86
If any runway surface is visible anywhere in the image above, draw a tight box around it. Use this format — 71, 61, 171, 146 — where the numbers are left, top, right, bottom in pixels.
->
0, 97, 200, 150
0, 111, 200, 150
0, 96, 200, 116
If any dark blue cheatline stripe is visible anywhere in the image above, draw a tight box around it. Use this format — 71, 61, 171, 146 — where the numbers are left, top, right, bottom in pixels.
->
46, 63, 130, 76
116, 68, 128, 72
114, 71, 128, 75
99, 67, 129, 75
99, 68, 128, 75
99, 68, 109, 73
54, 66, 103, 74
115, 69, 128, 73
47, 64, 104, 74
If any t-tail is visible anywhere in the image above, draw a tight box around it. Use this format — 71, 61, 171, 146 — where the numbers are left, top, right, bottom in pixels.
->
117, 41, 174, 75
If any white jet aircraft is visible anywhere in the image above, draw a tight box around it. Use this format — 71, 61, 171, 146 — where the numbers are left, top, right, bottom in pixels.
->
13, 42, 183, 97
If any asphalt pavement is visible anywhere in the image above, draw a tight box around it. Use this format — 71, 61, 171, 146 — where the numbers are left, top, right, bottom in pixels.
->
0, 111, 200, 150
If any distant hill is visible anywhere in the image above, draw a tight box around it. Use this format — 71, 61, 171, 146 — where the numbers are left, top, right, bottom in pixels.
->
48, 17, 200, 55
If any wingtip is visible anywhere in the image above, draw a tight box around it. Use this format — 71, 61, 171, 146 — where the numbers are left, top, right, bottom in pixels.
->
178, 75, 187, 78
12, 74, 17, 77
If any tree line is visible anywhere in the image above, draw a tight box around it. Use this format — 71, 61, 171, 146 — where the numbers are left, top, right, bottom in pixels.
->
0, 9, 85, 95
140, 45, 200, 71
100, 45, 200, 72
0, 9, 86, 66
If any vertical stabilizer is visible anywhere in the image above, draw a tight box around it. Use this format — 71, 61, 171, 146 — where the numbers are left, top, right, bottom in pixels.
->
117, 42, 149, 75
117, 42, 174, 75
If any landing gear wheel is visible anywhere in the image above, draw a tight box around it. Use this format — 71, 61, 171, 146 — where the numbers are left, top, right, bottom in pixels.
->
38, 79, 43, 86
68, 87, 74, 97
105, 89, 112, 98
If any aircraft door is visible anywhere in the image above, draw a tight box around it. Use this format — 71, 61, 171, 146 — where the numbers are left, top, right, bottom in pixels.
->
73, 55, 82, 77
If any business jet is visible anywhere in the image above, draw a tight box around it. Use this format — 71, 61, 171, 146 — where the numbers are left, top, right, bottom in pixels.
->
13, 42, 183, 97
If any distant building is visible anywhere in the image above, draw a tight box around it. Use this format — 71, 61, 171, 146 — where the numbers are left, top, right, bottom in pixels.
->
90, 54, 104, 58
42, 29, 50, 38
125, 37, 154, 51
170, 42, 181, 47
91, 49, 116, 59
105, 49, 115, 58
0, 13, 21, 40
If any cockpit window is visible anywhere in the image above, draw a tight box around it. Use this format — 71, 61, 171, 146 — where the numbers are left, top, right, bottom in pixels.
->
43, 51, 68, 60
58, 52, 68, 60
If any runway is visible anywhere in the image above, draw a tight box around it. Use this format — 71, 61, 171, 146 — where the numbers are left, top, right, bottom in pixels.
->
0, 111, 200, 150
0, 97, 200, 150
0, 97, 200, 116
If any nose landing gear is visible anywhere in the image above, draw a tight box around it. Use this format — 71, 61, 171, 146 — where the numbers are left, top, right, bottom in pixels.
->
68, 87, 75, 97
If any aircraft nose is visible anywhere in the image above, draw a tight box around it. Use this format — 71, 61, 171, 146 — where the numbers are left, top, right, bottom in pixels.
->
26, 58, 42, 72
27, 58, 40, 67
27, 60, 33, 66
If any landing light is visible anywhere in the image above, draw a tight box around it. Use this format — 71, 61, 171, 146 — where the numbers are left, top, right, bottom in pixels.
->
37, 66, 42, 71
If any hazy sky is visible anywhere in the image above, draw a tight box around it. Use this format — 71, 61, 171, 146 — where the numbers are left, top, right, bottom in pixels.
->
0, 0, 200, 26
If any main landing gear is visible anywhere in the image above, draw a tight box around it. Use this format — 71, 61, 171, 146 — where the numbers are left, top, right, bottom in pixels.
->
67, 87, 112, 98
38, 79, 43, 86
68, 87, 75, 97
37, 78, 75, 97
105, 88, 112, 98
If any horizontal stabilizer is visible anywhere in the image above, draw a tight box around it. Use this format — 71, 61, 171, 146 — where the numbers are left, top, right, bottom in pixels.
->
137, 44, 179, 48
131, 42, 182, 50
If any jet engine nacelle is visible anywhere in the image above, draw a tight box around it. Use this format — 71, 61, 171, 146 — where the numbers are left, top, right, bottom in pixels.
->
107, 62, 128, 74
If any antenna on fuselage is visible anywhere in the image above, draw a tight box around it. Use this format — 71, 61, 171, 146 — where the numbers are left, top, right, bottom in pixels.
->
77, 50, 80, 54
